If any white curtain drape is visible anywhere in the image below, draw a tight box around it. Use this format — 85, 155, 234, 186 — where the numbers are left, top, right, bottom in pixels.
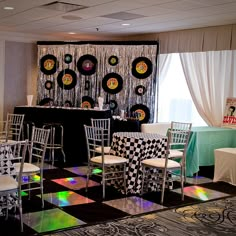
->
158, 54, 206, 126
179, 50, 236, 126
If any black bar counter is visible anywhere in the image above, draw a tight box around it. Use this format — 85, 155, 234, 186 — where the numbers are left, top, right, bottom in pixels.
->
14, 106, 112, 166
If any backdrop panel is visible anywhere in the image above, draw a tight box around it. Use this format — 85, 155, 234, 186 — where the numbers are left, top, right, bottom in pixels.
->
37, 41, 158, 122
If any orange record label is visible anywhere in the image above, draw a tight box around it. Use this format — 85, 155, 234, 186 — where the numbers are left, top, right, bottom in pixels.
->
62, 74, 73, 85
136, 61, 148, 74
82, 101, 91, 108
107, 78, 118, 89
136, 109, 146, 121
44, 59, 55, 70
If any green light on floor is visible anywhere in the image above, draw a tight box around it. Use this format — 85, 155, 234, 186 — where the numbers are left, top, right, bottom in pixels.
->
92, 168, 102, 174
21, 191, 28, 196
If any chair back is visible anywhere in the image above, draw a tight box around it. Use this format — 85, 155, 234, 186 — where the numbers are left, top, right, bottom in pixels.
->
29, 127, 50, 167
141, 122, 171, 136
167, 121, 192, 154
0, 140, 28, 179
5, 113, 25, 142
84, 125, 105, 162
91, 118, 110, 146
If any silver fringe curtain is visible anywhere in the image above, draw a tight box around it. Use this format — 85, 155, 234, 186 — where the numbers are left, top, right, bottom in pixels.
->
37, 42, 158, 122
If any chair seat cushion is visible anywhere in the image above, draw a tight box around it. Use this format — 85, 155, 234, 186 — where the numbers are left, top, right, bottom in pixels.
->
14, 162, 40, 173
0, 176, 18, 191
142, 158, 181, 169
95, 146, 111, 154
91, 155, 127, 165
169, 149, 183, 158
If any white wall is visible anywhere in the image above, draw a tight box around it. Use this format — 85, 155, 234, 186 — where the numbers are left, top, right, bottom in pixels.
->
0, 40, 5, 121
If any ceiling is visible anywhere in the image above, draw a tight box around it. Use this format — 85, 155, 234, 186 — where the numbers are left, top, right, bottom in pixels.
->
1, 0, 236, 40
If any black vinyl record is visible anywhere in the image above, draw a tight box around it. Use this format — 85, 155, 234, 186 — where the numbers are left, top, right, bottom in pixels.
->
44, 80, 53, 90
81, 96, 94, 108
109, 100, 118, 110
77, 54, 97, 75
130, 104, 150, 123
39, 97, 54, 106
57, 69, 77, 90
102, 72, 123, 94
135, 85, 146, 96
108, 55, 119, 66
40, 54, 57, 75
132, 57, 153, 79
64, 54, 72, 64
64, 100, 73, 107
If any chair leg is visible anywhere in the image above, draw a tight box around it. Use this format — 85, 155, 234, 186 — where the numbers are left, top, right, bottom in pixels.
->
40, 187, 44, 208
6, 194, 9, 220
180, 167, 184, 201
161, 169, 167, 205
86, 167, 90, 192
27, 181, 31, 200
123, 164, 127, 195
18, 193, 24, 232
184, 161, 187, 183
102, 171, 106, 199
52, 127, 55, 166
61, 148, 66, 163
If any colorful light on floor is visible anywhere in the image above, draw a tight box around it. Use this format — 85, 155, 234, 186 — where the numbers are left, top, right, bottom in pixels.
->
22, 175, 41, 183
38, 191, 94, 207
104, 196, 165, 215
92, 168, 102, 174
23, 208, 86, 233
52, 176, 100, 190
65, 177, 77, 184
181, 186, 229, 201
21, 191, 28, 196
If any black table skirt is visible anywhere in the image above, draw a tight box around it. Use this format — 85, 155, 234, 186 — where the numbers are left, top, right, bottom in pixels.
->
14, 106, 112, 166
111, 119, 140, 133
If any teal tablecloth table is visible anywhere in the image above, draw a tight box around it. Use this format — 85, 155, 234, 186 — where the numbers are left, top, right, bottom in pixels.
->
186, 126, 236, 177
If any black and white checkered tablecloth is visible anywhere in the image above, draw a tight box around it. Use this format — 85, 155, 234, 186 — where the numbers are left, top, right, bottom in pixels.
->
109, 132, 172, 194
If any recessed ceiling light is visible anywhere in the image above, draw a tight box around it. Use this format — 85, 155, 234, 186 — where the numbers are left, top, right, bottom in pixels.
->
68, 32, 76, 34
122, 23, 130, 26
3, 6, 14, 10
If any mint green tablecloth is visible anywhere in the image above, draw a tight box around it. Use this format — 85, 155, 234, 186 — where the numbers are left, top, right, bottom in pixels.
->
186, 126, 236, 177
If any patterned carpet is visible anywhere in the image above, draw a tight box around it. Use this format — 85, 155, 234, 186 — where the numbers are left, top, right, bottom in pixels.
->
47, 196, 236, 236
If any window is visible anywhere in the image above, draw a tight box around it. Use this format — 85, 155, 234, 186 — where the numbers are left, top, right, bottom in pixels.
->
158, 53, 207, 126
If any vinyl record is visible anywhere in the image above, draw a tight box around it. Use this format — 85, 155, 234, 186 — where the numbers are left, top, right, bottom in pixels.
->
81, 96, 94, 108
64, 100, 73, 107
130, 104, 150, 123
77, 54, 97, 75
57, 69, 77, 90
135, 85, 146, 96
102, 72, 123, 94
40, 54, 57, 75
109, 100, 118, 110
64, 54, 72, 64
44, 80, 53, 90
108, 55, 119, 66
132, 57, 153, 79
39, 97, 54, 106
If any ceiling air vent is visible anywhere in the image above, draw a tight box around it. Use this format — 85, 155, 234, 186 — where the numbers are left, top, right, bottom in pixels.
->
40, 1, 87, 12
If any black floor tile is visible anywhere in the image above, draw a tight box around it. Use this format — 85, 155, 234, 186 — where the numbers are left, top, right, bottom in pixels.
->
2, 163, 236, 236
62, 202, 130, 223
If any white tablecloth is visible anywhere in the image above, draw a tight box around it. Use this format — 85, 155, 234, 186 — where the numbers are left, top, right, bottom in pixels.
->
213, 148, 236, 186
